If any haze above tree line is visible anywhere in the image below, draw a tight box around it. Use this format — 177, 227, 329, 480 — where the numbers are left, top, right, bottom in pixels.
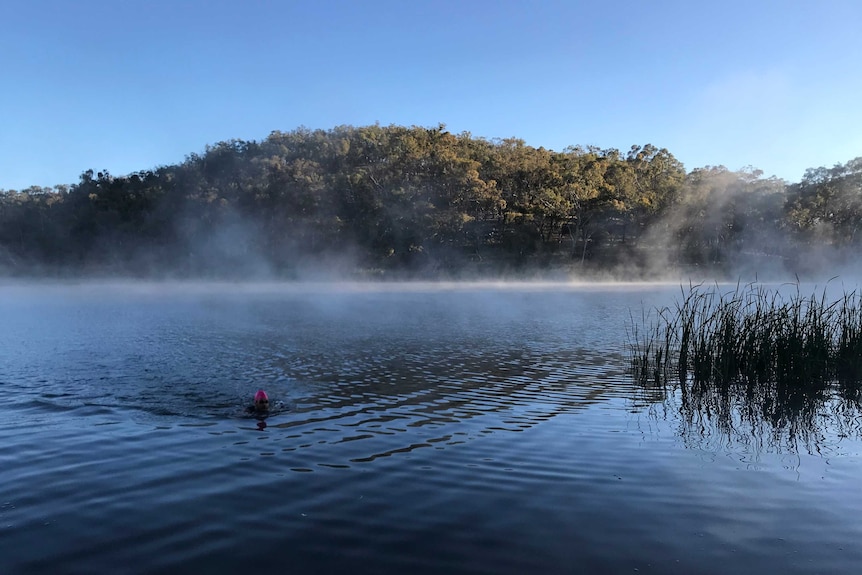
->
1, 124, 860, 280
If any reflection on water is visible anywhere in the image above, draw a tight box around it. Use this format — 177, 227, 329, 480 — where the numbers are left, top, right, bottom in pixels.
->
636, 373, 862, 456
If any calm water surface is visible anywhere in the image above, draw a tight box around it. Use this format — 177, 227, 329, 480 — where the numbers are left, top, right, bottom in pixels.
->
1, 281, 861, 574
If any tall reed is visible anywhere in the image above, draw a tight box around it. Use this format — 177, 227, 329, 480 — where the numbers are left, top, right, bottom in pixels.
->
630, 282, 862, 396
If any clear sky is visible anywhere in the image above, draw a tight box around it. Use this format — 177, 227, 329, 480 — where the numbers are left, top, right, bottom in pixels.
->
2, 0, 860, 190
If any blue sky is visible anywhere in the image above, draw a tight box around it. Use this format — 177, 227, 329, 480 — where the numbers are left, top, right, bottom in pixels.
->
2, 0, 860, 190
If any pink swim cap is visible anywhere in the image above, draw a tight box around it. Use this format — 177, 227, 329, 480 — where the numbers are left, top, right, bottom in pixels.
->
254, 390, 269, 401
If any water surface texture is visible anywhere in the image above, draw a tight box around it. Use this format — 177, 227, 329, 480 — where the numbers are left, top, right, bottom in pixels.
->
2, 282, 861, 574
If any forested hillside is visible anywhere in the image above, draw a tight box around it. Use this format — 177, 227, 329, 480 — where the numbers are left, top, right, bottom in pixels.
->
2, 124, 860, 278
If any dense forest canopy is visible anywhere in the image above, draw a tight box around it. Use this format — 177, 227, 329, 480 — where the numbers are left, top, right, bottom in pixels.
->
1, 124, 860, 279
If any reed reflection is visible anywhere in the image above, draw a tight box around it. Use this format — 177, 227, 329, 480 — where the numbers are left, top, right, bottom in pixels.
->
638, 377, 862, 456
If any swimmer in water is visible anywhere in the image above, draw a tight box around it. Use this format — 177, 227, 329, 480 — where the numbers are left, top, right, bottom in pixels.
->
247, 389, 270, 414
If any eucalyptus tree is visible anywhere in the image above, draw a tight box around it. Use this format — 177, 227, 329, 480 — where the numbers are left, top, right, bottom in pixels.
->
662, 166, 786, 267
624, 144, 685, 236
478, 138, 565, 260
553, 146, 640, 263
786, 157, 862, 246
0, 186, 70, 269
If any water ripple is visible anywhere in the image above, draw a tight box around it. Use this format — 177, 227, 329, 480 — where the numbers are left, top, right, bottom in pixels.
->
3, 284, 862, 574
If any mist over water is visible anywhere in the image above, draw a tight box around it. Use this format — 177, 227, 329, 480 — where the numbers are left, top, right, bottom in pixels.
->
3, 281, 862, 574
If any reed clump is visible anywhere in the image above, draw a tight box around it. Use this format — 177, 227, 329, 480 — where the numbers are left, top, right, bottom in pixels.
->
630, 282, 862, 399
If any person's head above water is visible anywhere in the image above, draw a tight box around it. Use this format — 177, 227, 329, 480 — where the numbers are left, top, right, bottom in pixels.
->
253, 389, 270, 411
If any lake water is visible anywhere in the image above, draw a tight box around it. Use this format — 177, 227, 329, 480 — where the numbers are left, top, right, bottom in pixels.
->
2, 281, 862, 574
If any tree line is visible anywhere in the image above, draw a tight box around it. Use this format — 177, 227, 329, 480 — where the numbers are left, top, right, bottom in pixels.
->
1, 124, 860, 278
